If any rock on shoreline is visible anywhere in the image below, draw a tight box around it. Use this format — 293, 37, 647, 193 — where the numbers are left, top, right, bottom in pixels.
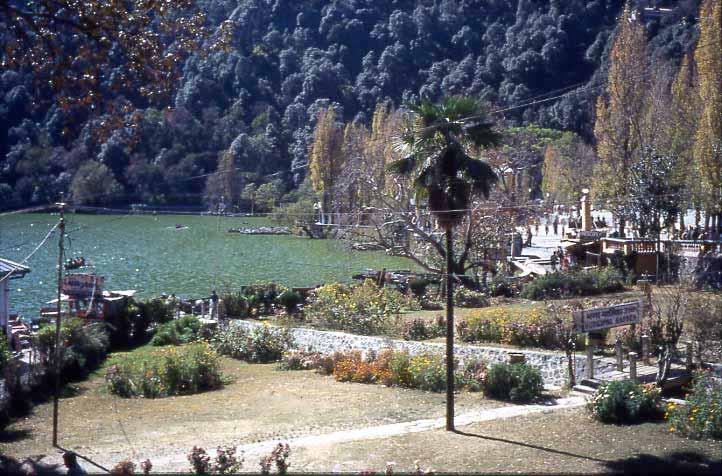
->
227, 226, 291, 235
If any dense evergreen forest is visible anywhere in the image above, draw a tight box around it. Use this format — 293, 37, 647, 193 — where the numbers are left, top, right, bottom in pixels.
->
0, 0, 701, 209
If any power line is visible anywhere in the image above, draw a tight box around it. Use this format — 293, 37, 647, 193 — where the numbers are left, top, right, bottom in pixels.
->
0, 221, 59, 285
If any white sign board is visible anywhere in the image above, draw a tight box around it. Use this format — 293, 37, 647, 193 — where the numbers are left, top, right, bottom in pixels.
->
573, 301, 642, 333
579, 230, 606, 241
62, 274, 104, 298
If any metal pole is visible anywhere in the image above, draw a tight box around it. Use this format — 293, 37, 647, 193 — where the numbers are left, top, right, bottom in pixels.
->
445, 227, 455, 431
52, 201, 65, 447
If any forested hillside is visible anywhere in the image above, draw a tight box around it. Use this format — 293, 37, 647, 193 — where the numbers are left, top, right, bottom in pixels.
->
0, 0, 701, 209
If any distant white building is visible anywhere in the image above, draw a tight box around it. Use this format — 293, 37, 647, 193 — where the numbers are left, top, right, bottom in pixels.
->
0, 257, 30, 344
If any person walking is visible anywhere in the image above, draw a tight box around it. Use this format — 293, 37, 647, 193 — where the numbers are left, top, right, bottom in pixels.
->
525, 226, 533, 247
210, 289, 219, 319
553, 216, 559, 235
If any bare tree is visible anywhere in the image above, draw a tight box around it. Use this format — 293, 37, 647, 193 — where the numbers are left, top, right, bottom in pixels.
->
645, 285, 687, 386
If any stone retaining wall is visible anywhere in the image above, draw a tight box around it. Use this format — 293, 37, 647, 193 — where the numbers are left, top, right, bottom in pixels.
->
230, 320, 619, 386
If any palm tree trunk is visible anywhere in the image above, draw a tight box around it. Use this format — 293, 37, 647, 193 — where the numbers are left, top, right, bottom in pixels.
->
445, 227, 455, 431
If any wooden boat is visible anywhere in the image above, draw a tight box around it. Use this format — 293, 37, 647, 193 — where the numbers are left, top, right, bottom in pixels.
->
64, 257, 86, 270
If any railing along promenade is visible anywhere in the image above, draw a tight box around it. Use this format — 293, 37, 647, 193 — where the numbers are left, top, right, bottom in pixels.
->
601, 238, 722, 256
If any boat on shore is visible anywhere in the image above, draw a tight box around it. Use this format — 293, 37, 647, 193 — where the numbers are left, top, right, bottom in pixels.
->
64, 257, 86, 270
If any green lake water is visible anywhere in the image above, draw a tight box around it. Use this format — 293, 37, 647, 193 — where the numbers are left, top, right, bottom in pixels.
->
0, 213, 416, 319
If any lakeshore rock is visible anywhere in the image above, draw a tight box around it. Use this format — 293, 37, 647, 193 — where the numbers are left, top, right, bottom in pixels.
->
227, 226, 291, 235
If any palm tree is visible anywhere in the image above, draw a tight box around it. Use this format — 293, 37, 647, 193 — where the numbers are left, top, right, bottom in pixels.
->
389, 96, 499, 431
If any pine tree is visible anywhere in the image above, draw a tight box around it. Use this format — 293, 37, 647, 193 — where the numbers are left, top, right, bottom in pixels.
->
593, 5, 649, 236
693, 0, 722, 237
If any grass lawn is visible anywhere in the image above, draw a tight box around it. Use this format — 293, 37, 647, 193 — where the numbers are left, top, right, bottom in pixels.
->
0, 346, 505, 469
289, 407, 722, 474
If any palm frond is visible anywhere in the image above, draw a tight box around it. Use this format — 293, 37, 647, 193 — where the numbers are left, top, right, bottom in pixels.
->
441, 96, 482, 122
462, 121, 501, 148
387, 155, 417, 175
461, 158, 498, 199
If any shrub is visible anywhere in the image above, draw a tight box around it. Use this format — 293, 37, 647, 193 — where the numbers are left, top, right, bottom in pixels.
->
151, 315, 202, 346
110, 460, 136, 476
278, 350, 315, 371
402, 318, 430, 341
454, 287, 489, 308
667, 371, 722, 439
137, 298, 174, 324
242, 282, 289, 316
188, 446, 211, 475
388, 350, 413, 387
278, 290, 303, 314
484, 363, 543, 403
489, 274, 516, 297
0, 338, 12, 375
408, 278, 429, 298
459, 359, 487, 392
457, 306, 585, 351
313, 348, 484, 393
303, 280, 404, 335
520, 269, 624, 300
106, 342, 223, 398
587, 380, 662, 423
212, 325, 292, 363
34, 318, 110, 381
333, 350, 376, 384
221, 292, 248, 318
408, 353, 446, 392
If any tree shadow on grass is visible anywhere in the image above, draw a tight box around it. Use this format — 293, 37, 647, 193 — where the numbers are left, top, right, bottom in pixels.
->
602, 451, 722, 476
0, 427, 32, 443
452, 429, 607, 464
0, 455, 63, 476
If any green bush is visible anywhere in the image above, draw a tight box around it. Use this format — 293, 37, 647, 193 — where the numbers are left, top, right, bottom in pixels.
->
408, 353, 446, 392
221, 292, 248, 318
484, 363, 543, 403
106, 342, 223, 398
453, 287, 489, 308
151, 315, 203, 346
34, 318, 110, 381
0, 338, 12, 374
242, 282, 289, 316
402, 316, 446, 341
489, 274, 516, 297
457, 306, 585, 351
212, 325, 292, 363
408, 278, 429, 298
587, 380, 662, 423
307, 348, 485, 393
520, 269, 624, 300
278, 290, 303, 314
304, 280, 404, 335
106, 298, 174, 346
667, 372, 722, 439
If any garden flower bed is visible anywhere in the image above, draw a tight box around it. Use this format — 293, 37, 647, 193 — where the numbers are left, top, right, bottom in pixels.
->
105, 342, 223, 398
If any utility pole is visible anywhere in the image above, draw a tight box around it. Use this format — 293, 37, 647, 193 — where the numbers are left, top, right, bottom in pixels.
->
52, 200, 65, 447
